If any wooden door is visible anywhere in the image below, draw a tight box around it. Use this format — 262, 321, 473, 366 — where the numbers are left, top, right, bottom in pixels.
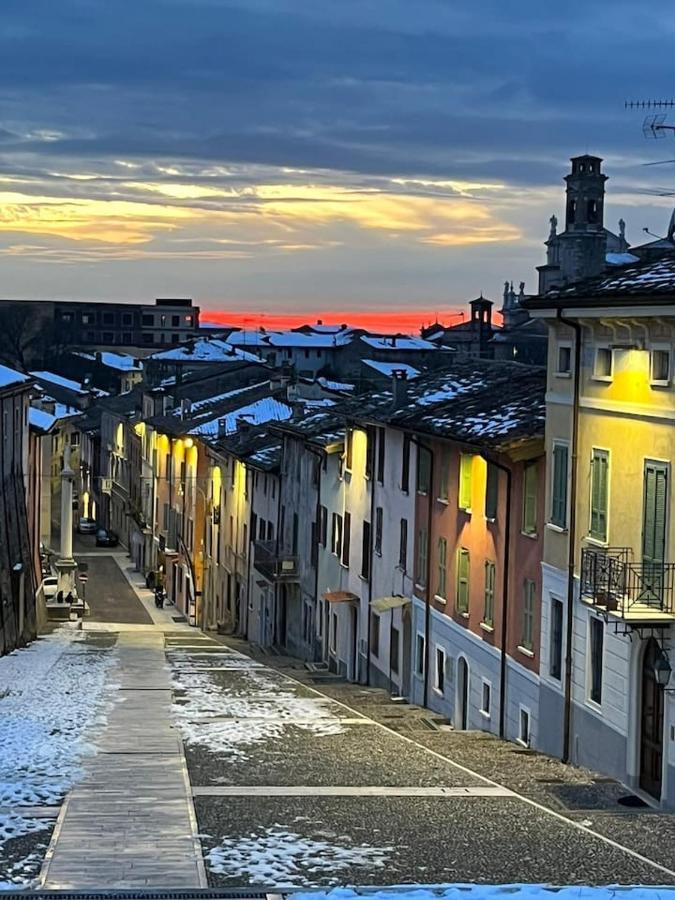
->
640, 638, 664, 799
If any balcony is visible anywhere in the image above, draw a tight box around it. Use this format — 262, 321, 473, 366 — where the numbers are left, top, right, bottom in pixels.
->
580, 547, 675, 622
253, 540, 299, 582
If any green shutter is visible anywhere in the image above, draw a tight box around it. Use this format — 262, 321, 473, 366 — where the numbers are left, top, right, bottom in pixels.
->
459, 454, 472, 510
551, 444, 568, 527
643, 463, 668, 566
590, 449, 609, 541
457, 548, 470, 612
523, 463, 538, 534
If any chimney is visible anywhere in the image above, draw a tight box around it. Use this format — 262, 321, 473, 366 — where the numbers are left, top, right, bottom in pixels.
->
237, 415, 253, 434
217, 417, 228, 438
180, 398, 192, 419
391, 369, 408, 408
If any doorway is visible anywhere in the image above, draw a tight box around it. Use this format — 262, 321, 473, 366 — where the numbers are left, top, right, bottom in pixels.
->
349, 606, 358, 682
456, 656, 469, 730
640, 638, 664, 799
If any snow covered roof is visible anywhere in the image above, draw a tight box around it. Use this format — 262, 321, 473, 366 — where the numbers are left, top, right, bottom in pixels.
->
531, 256, 675, 306
317, 377, 355, 393
606, 252, 639, 266
191, 397, 293, 437
276, 409, 346, 448
29, 402, 80, 432
75, 351, 142, 372
359, 334, 437, 351
227, 329, 354, 349
225, 331, 271, 348
148, 338, 260, 363
30, 370, 87, 394
0, 364, 31, 391
295, 323, 352, 335
362, 360, 420, 379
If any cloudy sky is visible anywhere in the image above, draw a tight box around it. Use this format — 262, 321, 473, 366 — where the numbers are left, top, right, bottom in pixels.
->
1, 0, 675, 327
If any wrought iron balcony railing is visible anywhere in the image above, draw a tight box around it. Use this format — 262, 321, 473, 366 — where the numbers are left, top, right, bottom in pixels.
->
580, 546, 675, 618
253, 540, 299, 582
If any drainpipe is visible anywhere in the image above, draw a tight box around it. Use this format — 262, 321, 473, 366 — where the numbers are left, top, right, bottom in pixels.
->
409, 434, 434, 708
480, 454, 512, 740
366, 430, 376, 686
558, 308, 582, 764
273, 442, 284, 647
244, 466, 254, 640
306, 444, 324, 663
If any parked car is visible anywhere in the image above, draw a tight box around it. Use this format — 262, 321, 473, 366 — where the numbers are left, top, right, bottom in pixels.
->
77, 517, 98, 534
96, 528, 119, 547
41, 576, 58, 600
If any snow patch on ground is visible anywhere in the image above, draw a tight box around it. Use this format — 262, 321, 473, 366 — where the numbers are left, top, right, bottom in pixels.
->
206, 825, 393, 886
293, 890, 675, 900
170, 657, 345, 758
0, 627, 116, 886
0, 847, 47, 890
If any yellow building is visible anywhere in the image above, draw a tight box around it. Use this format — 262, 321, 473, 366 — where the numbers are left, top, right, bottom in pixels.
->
528, 255, 675, 806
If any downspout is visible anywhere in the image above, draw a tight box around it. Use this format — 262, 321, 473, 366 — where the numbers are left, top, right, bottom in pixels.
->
306, 444, 324, 663
245, 466, 254, 639
409, 434, 434, 708
480, 454, 512, 740
273, 443, 284, 647
558, 309, 582, 764
366, 431, 376, 686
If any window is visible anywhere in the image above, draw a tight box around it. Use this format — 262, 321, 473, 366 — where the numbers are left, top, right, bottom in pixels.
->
551, 443, 569, 528
345, 429, 353, 471
319, 505, 328, 546
342, 511, 351, 567
143, 333, 154, 344
651, 348, 671, 385
142, 314, 154, 326
484, 561, 495, 627
375, 507, 383, 555
82, 312, 95, 325
267, 521, 274, 541
391, 627, 400, 674
456, 548, 470, 614
371, 612, 380, 657
438, 448, 450, 501
458, 454, 472, 510
401, 434, 411, 492
593, 347, 613, 380
519, 708, 530, 746
365, 427, 375, 479
589, 448, 609, 542
589, 616, 604, 704
163, 503, 169, 529
103, 312, 114, 325
331, 513, 342, 557
434, 647, 445, 694
361, 520, 371, 579
259, 517, 265, 540
550, 598, 563, 681
522, 579, 535, 651
436, 537, 447, 600
122, 313, 132, 325
398, 518, 408, 570
522, 462, 538, 535
481, 680, 491, 716
102, 332, 114, 343
416, 633, 425, 676
417, 446, 431, 494
557, 344, 572, 375
643, 461, 668, 566
485, 463, 498, 520
416, 527, 428, 587
242, 523, 248, 557
376, 427, 385, 483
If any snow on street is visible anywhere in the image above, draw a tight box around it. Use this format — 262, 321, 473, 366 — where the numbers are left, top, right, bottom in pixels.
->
0, 627, 116, 888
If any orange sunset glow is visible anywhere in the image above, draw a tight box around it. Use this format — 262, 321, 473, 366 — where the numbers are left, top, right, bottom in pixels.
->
202, 308, 471, 334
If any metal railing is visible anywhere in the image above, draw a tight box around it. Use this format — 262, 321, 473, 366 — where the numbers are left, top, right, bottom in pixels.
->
580, 546, 675, 616
253, 540, 299, 581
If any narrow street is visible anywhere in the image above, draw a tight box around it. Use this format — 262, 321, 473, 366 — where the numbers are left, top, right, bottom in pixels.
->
4, 550, 675, 889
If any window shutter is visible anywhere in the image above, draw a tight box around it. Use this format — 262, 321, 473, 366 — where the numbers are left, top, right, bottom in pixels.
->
459, 455, 472, 510
485, 463, 498, 519
643, 464, 668, 565
342, 512, 351, 567
523, 463, 537, 534
552, 444, 568, 527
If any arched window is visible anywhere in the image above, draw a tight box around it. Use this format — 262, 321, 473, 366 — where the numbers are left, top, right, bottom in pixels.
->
587, 199, 599, 223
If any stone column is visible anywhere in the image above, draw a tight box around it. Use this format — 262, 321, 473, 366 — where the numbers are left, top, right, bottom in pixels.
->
55, 444, 78, 605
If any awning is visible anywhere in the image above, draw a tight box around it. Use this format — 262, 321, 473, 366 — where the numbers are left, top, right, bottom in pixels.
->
323, 590, 359, 603
371, 595, 411, 613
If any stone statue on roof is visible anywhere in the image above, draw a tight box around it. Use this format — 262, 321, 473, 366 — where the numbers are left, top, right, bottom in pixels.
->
549, 214, 558, 239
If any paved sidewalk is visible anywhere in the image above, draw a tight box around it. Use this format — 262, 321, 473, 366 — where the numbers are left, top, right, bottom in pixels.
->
41, 630, 206, 889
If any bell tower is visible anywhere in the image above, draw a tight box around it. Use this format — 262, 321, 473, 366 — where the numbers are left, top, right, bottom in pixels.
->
564, 155, 607, 232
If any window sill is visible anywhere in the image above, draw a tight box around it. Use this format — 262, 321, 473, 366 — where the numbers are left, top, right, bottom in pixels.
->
485, 516, 497, 524
555, 371, 572, 379
359, 574, 370, 583
585, 535, 608, 548
432, 687, 444, 697
433, 595, 447, 605
480, 621, 494, 633
375, 549, 382, 557
436, 497, 449, 506
480, 709, 491, 719
517, 645, 534, 659
521, 530, 538, 540
459, 507, 472, 515
651, 380, 671, 389
458, 611, 470, 620
546, 522, 568, 534
591, 375, 613, 384
586, 698, 603, 714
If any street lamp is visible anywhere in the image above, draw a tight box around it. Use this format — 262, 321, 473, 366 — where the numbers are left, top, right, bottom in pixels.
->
654, 647, 673, 690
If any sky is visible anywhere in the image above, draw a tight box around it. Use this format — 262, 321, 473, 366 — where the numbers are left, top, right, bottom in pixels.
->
2, 0, 675, 329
